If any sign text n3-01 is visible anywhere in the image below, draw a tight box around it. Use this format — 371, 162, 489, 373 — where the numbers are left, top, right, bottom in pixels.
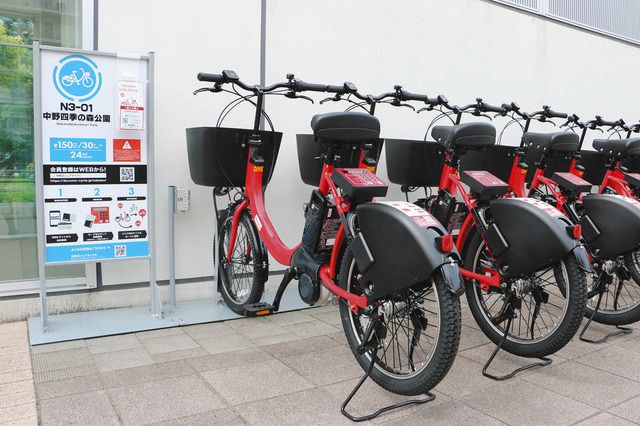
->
60, 102, 94, 112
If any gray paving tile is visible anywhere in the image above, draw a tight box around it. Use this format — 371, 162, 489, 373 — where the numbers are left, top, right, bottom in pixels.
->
224, 317, 290, 339
35, 373, 104, 400
135, 327, 185, 340
0, 402, 38, 424
234, 387, 350, 425
554, 336, 612, 360
608, 394, 640, 423
0, 352, 32, 373
0, 368, 32, 385
140, 333, 199, 354
435, 354, 498, 398
39, 390, 119, 425
262, 335, 340, 358
284, 319, 342, 339
309, 310, 342, 326
197, 333, 257, 355
30, 340, 87, 354
151, 347, 209, 363
86, 333, 142, 354
458, 324, 492, 351
31, 347, 94, 373
182, 322, 236, 340
33, 364, 97, 384
251, 331, 301, 347
100, 360, 193, 389
200, 358, 313, 405
0, 379, 34, 398
108, 375, 225, 424
186, 348, 274, 372
576, 345, 640, 381
266, 310, 316, 326
151, 407, 247, 425
460, 379, 598, 425
0, 335, 29, 350
0, 342, 30, 355
614, 334, 640, 353
0, 388, 35, 409
280, 345, 363, 386
327, 331, 349, 346
0, 321, 27, 334
307, 304, 339, 314
522, 360, 640, 409
385, 399, 504, 425
93, 347, 154, 372
577, 412, 635, 426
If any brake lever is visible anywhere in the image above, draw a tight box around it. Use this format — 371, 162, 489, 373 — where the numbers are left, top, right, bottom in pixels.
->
319, 95, 341, 105
192, 86, 221, 95
417, 106, 435, 114
390, 99, 416, 111
285, 91, 314, 104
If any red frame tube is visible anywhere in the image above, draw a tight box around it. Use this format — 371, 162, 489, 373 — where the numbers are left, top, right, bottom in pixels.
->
223, 145, 368, 310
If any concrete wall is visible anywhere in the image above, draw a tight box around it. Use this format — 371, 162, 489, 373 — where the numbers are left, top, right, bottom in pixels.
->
2, 0, 639, 320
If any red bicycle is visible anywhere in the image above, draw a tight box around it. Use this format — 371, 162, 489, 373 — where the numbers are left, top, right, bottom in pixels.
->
187, 70, 464, 417
492, 105, 640, 342
383, 91, 589, 379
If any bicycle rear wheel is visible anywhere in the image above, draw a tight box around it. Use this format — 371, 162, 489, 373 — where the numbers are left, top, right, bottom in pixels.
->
582, 255, 640, 326
215, 210, 265, 314
463, 230, 586, 358
338, 246, 461, 396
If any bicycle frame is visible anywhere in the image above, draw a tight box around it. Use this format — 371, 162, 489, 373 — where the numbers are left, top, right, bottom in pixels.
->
437, 156, 501, 290
223, 92, 374, 311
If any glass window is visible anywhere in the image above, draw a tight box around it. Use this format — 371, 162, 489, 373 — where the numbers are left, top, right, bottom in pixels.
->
0, 0, 85, 287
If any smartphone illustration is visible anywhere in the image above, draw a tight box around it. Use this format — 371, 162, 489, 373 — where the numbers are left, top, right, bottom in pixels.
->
49, 210, 61, 227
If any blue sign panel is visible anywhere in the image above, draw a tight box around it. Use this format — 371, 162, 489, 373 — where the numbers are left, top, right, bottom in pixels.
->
46, 241, 149, 262
50, 138, 107, 162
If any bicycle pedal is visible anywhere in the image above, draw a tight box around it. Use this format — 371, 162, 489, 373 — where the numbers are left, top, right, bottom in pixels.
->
243, 302, 275, 317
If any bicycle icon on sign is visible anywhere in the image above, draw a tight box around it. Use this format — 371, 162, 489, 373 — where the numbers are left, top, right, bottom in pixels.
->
61, 67, 94, 88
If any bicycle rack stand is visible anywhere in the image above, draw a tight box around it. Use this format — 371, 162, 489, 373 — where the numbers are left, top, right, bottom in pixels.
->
341, 344, 435, 422
579, 290, 632, 344
482, 306, 552, 381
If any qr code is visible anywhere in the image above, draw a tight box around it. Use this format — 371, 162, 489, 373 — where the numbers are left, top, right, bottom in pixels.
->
120, 167, 135, 182
114, 245, 127, 257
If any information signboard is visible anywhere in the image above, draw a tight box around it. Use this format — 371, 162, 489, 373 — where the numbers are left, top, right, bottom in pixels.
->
39, 49, 150, 263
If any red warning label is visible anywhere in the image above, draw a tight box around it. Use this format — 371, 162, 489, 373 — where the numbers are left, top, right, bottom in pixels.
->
113, 139, 141, 162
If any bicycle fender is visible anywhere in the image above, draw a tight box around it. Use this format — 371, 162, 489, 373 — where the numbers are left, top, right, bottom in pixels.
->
488, 198, 579, 278
580, 194, 640, 259
439, 262, 465, 297
354, 201, 461, 301
572, 244, 592, 272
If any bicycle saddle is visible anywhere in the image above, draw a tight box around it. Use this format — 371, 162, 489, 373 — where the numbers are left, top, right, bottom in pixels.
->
522, 132, 579, 154
592, 138, 640, 158
310, 112, 380, 142
431, 122, 496, 149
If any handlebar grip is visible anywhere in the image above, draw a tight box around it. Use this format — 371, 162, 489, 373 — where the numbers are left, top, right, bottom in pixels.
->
482, 103, 507, 114
547, 109, 568, 119
326, 84, 347, 94
401, 91, 430, 102
295, 80, 328, 92
197, 73, 225, 83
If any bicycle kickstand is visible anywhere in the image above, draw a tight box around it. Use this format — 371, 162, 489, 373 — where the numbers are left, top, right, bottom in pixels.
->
341, 330, 435, 421
482, 313, 552, 381
579, 291, 632, 344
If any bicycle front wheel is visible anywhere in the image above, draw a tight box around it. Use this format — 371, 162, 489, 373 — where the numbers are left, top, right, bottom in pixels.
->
338, 246, 461, 396
215, 210, 265, 315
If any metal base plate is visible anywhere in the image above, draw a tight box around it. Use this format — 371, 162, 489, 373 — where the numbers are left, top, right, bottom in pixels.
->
27, 288, 309, 345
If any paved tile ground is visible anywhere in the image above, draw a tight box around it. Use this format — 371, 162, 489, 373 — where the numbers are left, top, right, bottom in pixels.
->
2, 304, 640, 424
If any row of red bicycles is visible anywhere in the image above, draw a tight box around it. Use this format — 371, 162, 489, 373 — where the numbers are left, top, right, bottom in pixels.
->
186, 71, 640, 421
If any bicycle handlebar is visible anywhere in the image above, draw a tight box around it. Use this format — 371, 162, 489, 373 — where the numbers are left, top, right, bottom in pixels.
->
197, 72, 225, 83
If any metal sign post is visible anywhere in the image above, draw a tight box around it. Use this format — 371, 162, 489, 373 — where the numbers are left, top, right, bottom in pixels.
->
32, 42, 159, 332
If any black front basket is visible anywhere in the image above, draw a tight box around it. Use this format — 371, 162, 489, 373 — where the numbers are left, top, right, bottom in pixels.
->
385, 139, 445, 187
186, 127, 282, 187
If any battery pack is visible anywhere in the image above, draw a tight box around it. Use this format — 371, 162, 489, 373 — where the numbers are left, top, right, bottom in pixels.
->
302, 190, 341, 254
